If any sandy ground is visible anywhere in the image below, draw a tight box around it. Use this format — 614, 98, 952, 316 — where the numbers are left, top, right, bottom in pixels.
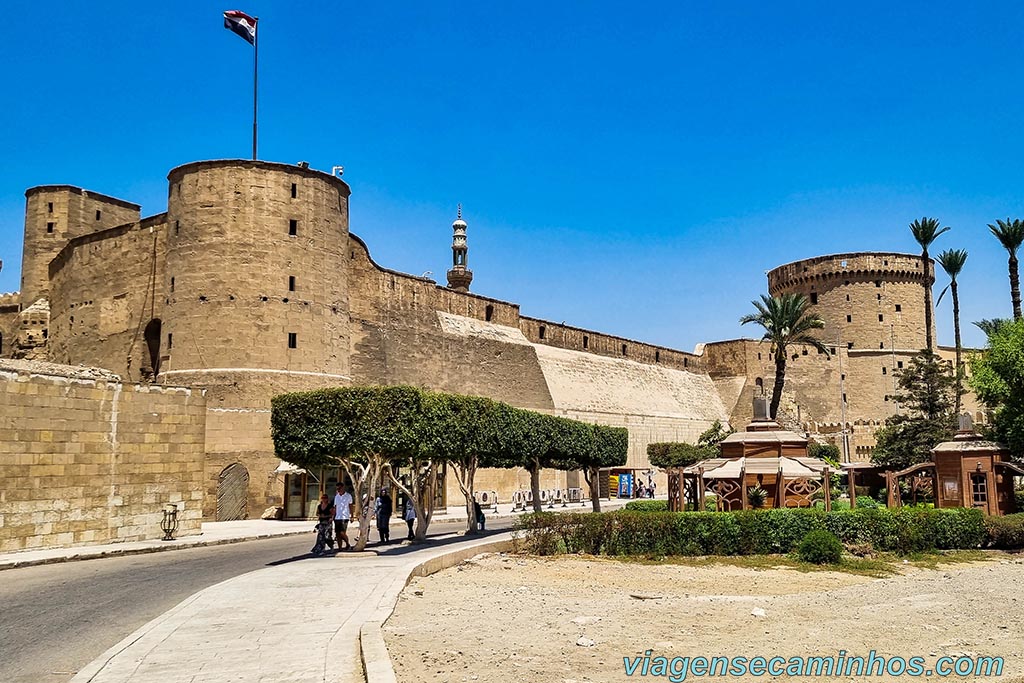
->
384, 553, 1024, 683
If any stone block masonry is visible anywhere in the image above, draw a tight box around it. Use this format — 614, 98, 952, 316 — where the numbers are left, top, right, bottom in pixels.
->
0, 360, 206, 552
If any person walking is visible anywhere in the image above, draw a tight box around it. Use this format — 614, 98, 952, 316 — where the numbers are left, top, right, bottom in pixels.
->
403, 497, 416, 541
311, 493, 335, 555
375, 487, 393, 544
334, 483, 353, 551
473, 499, 486, 532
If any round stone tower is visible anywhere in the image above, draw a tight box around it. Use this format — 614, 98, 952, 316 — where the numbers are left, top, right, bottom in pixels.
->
767, 252, 932, 352
163, 160, 352, 376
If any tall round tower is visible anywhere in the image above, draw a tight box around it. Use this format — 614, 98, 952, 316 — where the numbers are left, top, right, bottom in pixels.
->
162, 160, 352, 377
767, 252, 933, 352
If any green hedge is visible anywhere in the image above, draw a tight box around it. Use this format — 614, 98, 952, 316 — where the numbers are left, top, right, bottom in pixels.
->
514, 507, 993, 557
984, 513, 1024, 549
624, 500, 669, 512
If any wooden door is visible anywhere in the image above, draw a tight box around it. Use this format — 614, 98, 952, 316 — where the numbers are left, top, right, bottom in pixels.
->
217, 463, 250, 521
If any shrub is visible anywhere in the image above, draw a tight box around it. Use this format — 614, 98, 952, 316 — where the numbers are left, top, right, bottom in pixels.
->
798, 530, 843, 564
625, 500, 669, 513
984, 513, 1024, 549
514, 506, 986, 558
855, 496, 881, 509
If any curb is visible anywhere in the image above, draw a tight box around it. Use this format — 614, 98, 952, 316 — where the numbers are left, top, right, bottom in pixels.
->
360, 536, 516, 683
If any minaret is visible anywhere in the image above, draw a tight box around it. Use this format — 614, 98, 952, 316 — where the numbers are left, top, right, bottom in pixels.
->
446, 204, 473, 292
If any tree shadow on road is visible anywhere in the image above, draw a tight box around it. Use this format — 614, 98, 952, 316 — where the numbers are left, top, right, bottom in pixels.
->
263, 527, 511, 567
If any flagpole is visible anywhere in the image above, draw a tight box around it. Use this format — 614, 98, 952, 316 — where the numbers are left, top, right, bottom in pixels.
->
252, 17, 259, 160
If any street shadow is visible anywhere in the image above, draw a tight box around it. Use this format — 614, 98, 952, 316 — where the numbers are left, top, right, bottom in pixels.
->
263, 527, 511, 567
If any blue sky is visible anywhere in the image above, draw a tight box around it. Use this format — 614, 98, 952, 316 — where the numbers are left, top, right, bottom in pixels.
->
2, 2, 1022, 350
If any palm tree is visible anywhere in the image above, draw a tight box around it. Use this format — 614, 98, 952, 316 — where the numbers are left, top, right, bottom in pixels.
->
988, 218, 1024, 320
973, 318, 1010, 338
909, 217, 950, 352
740, 293, 828, 420
936, 248, 967, 415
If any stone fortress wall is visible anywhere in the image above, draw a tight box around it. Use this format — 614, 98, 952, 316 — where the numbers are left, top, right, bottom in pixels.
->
0, 158, 982, 531
0, 360, 206, 552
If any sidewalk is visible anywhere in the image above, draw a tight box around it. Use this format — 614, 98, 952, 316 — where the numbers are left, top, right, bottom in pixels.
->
70, 530, 515, 683
0, 497, 636, 571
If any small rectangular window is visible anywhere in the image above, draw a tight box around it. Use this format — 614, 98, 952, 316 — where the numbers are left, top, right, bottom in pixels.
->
846, 294, 850, 302
583, 335, 589, 349
847, 342, 854, 349
875, 280, 881, 287
897, 361, 904, 369
47, 202, 53, 213
175, 221, 180, 235
539, 325, 546, 339
96, 210, 102, 220
683, 357, 688, 367
46, 222, 54, 233
846, 315, 852, 323
170, 277, 175, 292
288, 332, 297, 349
167, 333, 173, 349
291, 183, 297, 198
879, 314, 884, 322
621, 344, 627, 356
810, 293, 818, 304
655, 350, 660, 363
288, 275, 296, 292
485, 305, 494, 322
882, 367, 887, 375
289, 219, 298, 236
843, 393, 848, 403
895, 304, 902, 312
877, 293, 882, 301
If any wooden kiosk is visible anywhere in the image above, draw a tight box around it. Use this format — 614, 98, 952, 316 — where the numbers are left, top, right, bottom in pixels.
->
887, 417, 1022, 515
671, 398, 833, 511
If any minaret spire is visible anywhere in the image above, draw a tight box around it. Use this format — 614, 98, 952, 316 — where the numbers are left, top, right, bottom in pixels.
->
446, 205, 473, 292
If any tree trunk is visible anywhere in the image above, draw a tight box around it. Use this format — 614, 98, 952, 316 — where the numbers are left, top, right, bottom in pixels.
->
342, 456, 381, 552
952, 280, 963, 417
530, 460, 543, 513
585, 466, 601, 512
923, 249, 934, 351
769, 348, 787, 419
387, 460, 437, 543
1011, 253, 1021, 321
452, 456, 479, 535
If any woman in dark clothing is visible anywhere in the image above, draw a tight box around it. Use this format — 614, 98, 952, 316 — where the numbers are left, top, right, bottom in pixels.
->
374, 488, 393, 544
312, 493, 335, 555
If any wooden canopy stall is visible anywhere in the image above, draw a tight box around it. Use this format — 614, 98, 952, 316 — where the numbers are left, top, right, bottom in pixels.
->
668, 398, 833, 511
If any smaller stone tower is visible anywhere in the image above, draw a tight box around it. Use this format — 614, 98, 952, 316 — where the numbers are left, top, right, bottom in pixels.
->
446, 205, 473, 292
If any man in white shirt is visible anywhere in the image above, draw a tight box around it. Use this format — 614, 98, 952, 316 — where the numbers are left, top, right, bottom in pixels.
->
333, 483, 353, 550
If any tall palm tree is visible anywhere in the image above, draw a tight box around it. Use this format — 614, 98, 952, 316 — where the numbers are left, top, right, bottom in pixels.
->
740, 293, 828, 420
988, 218, 1024, 320
909, 217, 950, 352
936, 248, 967, 416
973, 318, 1010, 338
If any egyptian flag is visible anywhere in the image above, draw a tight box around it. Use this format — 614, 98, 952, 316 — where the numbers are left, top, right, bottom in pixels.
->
223, 10, 257, 45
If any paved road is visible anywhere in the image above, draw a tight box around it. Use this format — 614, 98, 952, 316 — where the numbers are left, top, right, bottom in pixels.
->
0, 517, 513, 683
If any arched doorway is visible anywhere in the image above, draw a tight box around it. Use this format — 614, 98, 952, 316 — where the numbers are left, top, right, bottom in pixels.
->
217, 463, 250, 521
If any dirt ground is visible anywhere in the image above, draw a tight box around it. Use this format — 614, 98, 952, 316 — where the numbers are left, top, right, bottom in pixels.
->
383, 553, 1024, 683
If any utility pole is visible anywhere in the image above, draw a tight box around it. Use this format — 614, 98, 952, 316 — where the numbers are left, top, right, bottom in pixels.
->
890, 324, 899, 415
835, 332, 850, 464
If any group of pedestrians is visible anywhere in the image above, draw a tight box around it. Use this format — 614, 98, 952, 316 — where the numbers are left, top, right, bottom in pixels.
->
312, 483, 417, 555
